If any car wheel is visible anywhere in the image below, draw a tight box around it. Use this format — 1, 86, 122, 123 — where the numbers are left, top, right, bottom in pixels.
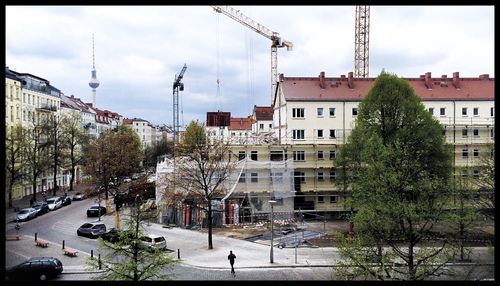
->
40, 273, 47, 280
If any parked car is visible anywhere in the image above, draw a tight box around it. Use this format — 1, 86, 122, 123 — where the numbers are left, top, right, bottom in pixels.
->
72, 192, 86, 201
16, 208, 38, 221
5, 257, 63, 280
32, 201, 49, 216
101, 228, 134, 243
86, 205, 107, 217
46, 197, 63, 210
60, 196, 72, 206
139, 234, 167, 251
77, 222, 107, 238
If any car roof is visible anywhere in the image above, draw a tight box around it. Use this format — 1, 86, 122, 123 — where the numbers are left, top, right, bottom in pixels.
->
143, 233, 164, 238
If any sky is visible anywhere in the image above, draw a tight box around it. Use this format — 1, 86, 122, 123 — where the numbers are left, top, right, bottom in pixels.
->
5, 5, 494, 127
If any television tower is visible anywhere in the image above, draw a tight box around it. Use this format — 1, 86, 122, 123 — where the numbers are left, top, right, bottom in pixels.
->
89, 33, 100, 107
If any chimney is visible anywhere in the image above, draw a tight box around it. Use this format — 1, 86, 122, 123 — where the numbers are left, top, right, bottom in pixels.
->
479, 74, 490, 80
441, 75, 447, 80
340, 74, 346, 80
424, 72, 432, 89
452, 72, 460, 88
319, 71, 325, 89
348, 72, 354, 89
279, 73, 284, 82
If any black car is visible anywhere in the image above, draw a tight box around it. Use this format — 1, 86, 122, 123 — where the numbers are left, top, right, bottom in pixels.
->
100, 228, 133, 243
6, 257, 63, 280
32, 201, 49, 216
77, 222, 107, 238
86, 205, 107, 217
60, 196, 72, 206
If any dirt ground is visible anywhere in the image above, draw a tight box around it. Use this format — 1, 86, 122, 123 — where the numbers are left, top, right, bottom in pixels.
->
207, 220, 494, 248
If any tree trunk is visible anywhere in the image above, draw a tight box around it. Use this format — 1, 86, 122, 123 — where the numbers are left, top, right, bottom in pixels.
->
208, 200, 213, 249
8, 183, 13, 208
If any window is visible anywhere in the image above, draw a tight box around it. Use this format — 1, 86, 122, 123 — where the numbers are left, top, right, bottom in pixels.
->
251, 173, 258, 183
461, 169, 468, 178
473, 149, 479, 158
330, 170, 336, 181
251, 151, 258, 160
329, 129, 336, 138
473, 107, 479, 116
491, 128, 495, 139
462, 107, 467, 116
462, 148, 468, 158
428, 107, 434, 115
330, 196, 338, 203
317, 151, 324, 160
293, 151, 305, 161
293, 129, 305, 140
317, 108, 323, 117
294, 171, 306, 183
352, 108, 358, 116
329, 108, 336, 117
473, 128, 479, 137
317, 129, 323, 138
329, 150, 336, 160
238, 172, 246, 183
462, 129, 468, 137
317, 172, 325, 181
292, 108, 305, 118
491, 107, 495, 117
269, 124, 272, 128
259, 123, 264, 130
440, 108, 446, 116
271, 172, 283, 184
270, 150, 285, 161
473, 169, 480, 178
10, 106, 13, 122
318, 196, 324, 203
238, 151, 246, 160
231, 132, 236, 136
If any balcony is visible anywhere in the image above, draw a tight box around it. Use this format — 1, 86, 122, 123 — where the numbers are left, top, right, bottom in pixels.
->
37, 104, 57, 112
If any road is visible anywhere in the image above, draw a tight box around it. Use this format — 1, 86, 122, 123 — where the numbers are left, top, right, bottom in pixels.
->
5, 199, 494, 281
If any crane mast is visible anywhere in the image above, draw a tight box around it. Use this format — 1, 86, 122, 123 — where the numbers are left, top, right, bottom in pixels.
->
354, 5, 370, 78
173, 64, 187, 144
211, 6, 293, 105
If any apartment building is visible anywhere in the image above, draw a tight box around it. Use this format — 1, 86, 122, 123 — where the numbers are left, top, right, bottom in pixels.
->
122, 117, 156, 147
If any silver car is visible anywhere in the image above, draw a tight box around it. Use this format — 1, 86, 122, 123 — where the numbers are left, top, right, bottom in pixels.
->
139, 234, 167, 251
46, 197, 63, 210
16, 208, 38, 221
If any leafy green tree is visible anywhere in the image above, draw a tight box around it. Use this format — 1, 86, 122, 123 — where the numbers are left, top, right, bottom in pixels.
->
87, 195, 178, 280
83, 125, 143, 209
60, 112, 90, 192
143, 137, 173, 171
473, 143, 495, 220
174, 120, 237, 249
336, 71, 454, 280
5, 124, 25, 207
23, 118, 51, 202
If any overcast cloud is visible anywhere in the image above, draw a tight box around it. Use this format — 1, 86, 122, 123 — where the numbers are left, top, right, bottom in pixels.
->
6, 5, 494, 126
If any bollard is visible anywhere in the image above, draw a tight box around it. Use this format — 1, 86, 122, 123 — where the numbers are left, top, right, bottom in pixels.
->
178, 249, 180, 259
62, 240, 65, 249
35, 232, 37, 241
98, 254, 102, 269
91, 250, 94, 259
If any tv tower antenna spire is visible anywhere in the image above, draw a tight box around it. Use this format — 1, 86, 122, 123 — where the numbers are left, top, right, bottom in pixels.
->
89, 33, 100, 107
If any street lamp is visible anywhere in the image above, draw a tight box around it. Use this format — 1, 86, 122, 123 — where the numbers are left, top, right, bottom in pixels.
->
269, 198, 277, 264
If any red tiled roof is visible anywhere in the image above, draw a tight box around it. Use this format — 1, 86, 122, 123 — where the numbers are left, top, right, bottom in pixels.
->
281, 72, 494, 102
253, 105, 274, 120
229, 117, 252, 130
122, 118, 133, 125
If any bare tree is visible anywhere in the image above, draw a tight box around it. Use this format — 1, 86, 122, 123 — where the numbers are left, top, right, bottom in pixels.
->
174, 121, 237, 249
5, 124, 25, 207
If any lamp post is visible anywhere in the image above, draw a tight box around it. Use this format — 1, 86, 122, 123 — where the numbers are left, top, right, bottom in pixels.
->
269, 199, 277, 264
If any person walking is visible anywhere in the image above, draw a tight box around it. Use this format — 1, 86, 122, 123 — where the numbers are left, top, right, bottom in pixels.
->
228, 250, 236, 277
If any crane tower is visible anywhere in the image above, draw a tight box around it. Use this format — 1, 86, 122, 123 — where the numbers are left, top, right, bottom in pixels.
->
211, 6, 293, 105
173, 64, 187, 144
354, 5, 370, 78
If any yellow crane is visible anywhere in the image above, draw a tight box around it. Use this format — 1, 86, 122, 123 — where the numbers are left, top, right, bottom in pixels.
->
354, 5, 370, 78
211, 6, 293, 105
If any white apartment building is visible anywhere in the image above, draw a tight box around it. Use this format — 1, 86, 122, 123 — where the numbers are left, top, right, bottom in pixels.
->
123, 118, 156, 148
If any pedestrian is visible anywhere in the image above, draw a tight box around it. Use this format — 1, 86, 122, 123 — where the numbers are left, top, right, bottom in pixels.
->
228, 250, 236, 277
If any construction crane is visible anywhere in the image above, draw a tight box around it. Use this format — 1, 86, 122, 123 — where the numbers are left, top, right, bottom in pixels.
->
354, 5, 370, 78
211, 6, 293, 105
173, 63, 187, 144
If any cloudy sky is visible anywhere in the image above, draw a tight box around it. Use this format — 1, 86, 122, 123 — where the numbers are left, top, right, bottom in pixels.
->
6, 5, 494, 126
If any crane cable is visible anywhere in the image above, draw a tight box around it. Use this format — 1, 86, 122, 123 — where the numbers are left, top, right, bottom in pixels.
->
215, 13, 222, 111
